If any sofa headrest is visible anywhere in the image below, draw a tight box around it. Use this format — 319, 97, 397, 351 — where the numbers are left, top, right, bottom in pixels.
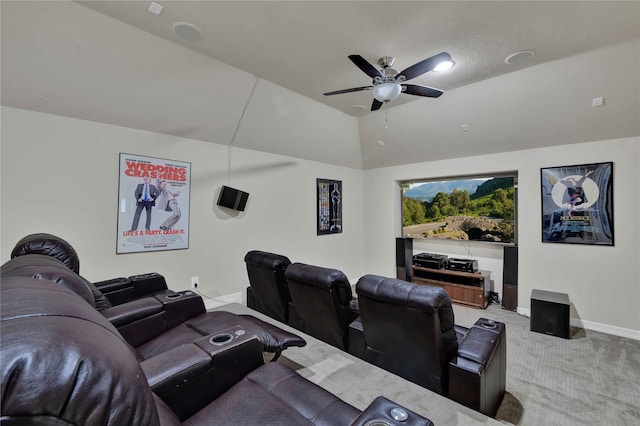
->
10, 232, 80, 274
0, 276, 161, 425
285, 263, 352, 304
1, 254, 112, 310
244, 250, 291, 270
356, 274, 453, 314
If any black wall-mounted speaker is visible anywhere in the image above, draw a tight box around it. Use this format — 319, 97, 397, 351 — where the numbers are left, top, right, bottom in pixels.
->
395, 237, 413, 282
217, 185, 249, 211
502, 245, 518, 311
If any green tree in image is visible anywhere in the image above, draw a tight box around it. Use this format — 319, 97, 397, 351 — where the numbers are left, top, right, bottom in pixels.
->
402, 196, 426, 226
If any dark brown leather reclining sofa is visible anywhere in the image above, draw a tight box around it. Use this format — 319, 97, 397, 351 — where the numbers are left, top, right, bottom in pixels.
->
5, 233, 306, 361
1, 258, 435, 424
353, 274, 507, 417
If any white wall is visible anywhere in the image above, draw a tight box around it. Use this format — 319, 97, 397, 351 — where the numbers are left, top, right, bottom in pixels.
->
1, 106, 365, 298
2, 106, 638, 338
363, 138, 640, 337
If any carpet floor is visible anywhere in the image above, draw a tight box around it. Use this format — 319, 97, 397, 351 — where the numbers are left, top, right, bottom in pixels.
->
453, 303, 640, 425
214, 302, 640, 425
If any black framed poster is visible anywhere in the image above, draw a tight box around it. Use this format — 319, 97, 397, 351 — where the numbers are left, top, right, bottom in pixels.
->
117, 153, 191, 253
541, 162, 613, 245
317, 178, 342, 235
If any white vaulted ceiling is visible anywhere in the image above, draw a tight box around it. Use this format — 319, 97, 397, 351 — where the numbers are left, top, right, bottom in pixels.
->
2, 1, 639, 169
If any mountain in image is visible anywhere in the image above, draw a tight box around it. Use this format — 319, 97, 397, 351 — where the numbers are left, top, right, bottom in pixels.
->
404, 179, 486, 202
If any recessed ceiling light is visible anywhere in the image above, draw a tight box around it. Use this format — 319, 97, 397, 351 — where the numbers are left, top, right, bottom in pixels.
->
351, 105, 367, 113
433, 60, 455, 72
172, 22, 203, 41
505, 50, 534, 64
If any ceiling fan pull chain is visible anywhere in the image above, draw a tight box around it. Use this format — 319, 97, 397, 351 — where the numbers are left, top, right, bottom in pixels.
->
385, 102, 389, 129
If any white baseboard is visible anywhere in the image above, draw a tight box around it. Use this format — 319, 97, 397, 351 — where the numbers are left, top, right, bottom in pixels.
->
203, 291, 242, 310
518, 308, 640, 341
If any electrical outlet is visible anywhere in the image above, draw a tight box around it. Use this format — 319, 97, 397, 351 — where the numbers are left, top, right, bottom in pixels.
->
191, 276, 199, 289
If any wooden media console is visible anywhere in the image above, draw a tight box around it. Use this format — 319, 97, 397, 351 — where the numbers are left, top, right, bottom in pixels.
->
411, 266, 491, 309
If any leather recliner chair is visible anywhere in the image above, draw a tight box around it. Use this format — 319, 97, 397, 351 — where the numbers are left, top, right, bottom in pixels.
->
285, 262, 359, 351
10, 232, 172, 306
244, 250, 294, 324
355, 274, 506, 417
1, 254, 306, 361
1, 274, 435, 425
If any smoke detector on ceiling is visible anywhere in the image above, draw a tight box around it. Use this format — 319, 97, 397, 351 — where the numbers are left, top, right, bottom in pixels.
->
172, 22, 203, 41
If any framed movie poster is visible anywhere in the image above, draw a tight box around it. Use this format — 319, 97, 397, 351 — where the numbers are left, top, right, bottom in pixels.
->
541, 162, 613, 245
317, 178, 342, 235
117, 153, 191, 253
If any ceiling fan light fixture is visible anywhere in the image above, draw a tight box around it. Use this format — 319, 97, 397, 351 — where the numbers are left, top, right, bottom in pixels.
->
433, 60, 455, 72
373, 82, 402, 102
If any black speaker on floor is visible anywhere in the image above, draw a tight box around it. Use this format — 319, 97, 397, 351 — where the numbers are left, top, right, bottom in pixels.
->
530, 290, 570, 339
502, 245, 518, 311
395, 237, 413, 282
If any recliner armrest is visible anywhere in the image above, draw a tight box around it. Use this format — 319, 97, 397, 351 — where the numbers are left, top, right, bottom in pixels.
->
456, 319, 504, 366
141, 344, 213, 395
93, 276, 132, 293
348, 316, 366, 360
350, 396, 435, 426
129, 272, 168, 298
142, 327, 265, 421
156, 290, 205, 329
349, 298, 360, 314
94, 273, 170, 305
101, 297, 164, 327
448, 318, 506, 417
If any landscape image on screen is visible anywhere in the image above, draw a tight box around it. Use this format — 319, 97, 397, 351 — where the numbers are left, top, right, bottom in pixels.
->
402, 175, 516, 244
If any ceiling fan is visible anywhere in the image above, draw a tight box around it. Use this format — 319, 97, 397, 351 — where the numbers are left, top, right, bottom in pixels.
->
323, 52, 451, 111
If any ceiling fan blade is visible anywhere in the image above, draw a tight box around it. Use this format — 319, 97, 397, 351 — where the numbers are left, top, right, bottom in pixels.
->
348, 55, 384, 79
371, 99, 383, 111
403, 84, 444, 98
397, 52, 451, 81
323, 86, 373, 96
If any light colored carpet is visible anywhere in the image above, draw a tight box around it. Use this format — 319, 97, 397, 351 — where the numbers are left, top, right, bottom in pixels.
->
453, 303, 640, 426
217, 303, 501, 426
214, 302, 640, 425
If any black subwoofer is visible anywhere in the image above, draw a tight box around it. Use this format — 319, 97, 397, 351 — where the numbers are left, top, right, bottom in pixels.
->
530, 289, 571, 339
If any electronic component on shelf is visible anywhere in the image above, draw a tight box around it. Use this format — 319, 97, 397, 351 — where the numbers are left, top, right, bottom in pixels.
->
412, 252, 448, 270
446, 258, 478, 273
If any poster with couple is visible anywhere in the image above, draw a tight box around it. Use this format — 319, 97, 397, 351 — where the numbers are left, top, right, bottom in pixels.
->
540, 162, 613, 245
117, 153, 191, 254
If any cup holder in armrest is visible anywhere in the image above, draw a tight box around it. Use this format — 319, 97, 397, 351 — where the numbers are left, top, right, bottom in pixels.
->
479, 321, 497, 329
363, 407, 409, 425
165, 293, 183, 300
209, 333, 234, 346
354, 396, 434, 426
